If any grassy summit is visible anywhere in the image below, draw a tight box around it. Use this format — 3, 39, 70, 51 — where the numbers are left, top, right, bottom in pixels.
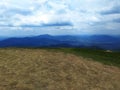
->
0, 48, 120, 90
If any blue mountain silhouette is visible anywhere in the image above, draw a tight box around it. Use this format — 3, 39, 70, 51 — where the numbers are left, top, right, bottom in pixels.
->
0, 35, 120, 50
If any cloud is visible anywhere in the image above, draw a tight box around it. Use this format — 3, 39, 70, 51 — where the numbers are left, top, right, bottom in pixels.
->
41, 22, 73, 27
100, 6, 120, 15
0, 0, 120, 36
112, 18, 120, 23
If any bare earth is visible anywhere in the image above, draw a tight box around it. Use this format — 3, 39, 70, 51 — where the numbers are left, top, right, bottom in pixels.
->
0, 48, 120, 90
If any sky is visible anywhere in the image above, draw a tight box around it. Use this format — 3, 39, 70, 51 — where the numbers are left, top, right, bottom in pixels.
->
0, 0, 120, 36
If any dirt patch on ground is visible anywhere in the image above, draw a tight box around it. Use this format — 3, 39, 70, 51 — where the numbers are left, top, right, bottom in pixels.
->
0, 48, 120, 90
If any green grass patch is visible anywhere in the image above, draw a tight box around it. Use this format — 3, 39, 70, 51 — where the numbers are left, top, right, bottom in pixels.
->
40, 48, 120, 67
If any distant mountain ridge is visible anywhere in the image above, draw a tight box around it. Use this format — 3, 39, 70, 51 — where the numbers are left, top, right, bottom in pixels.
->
0, 35, 120, 50
0, 37, 9, 41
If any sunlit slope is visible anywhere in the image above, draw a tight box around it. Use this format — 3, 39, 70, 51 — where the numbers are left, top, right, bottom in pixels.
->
0, 48, 120, 90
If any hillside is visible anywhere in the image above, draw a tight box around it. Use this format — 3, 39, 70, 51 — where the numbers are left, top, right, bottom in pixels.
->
0, 48, 120, 90
0, 35, 120, 50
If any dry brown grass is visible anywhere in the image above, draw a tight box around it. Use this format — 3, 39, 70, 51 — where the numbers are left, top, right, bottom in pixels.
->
0, 48, 120, 90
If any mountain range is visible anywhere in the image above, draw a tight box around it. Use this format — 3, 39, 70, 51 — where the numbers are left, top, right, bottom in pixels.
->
0, 34, 120, 50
